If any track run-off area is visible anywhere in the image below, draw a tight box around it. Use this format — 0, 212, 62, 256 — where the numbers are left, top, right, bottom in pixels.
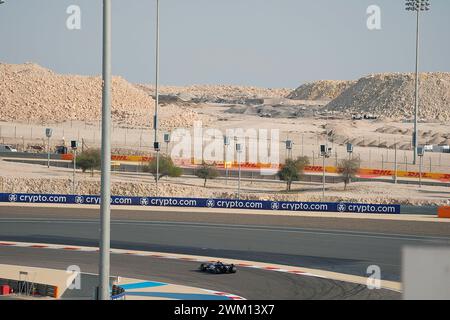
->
1, 204, 449, 299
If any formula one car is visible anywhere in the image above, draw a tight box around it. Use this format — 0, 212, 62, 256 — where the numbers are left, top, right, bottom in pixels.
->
199, 261, 237, 274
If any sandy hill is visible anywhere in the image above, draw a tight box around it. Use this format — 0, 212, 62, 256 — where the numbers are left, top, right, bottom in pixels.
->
286, 80, 356, 101
137, 84, 291, 103
327, 73, 450, 121
0, 63, 210, 128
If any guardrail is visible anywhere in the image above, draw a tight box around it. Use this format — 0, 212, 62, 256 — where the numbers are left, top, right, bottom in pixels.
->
0, 192, 401, 215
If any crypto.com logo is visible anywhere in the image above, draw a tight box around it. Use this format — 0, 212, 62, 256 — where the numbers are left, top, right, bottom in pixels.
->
140, 198, 149, 206
75, 196, 84, 204
337, 203, 347, 213
206, 199, 216, 208
8, 194, 18, 202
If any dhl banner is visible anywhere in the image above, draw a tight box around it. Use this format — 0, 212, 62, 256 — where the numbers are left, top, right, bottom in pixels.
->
60, 154, 450, 182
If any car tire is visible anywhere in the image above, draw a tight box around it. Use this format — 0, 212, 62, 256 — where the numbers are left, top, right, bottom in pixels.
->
230, 265, 237, 274
200, 264, 207, 271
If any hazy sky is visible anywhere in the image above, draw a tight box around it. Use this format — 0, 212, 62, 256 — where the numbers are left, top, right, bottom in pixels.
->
0, 0, 449, 88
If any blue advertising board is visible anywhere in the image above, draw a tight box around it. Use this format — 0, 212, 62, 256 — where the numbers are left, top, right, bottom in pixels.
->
0, 193, 401, 214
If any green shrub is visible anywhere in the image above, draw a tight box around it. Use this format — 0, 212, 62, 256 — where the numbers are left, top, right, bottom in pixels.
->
77, 149, 101, 177
338, 158, 360, 190
277, 156, 309, 191
195, 162, 219, 187
143, 155, 183, 181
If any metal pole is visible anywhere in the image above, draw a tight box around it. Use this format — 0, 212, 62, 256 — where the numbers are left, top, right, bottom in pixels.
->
419, 155, 423, 188
413, 10, 420, 165
73, 150, 77, 194
322, 155, 325, 200
47, 137, 50, 168
156, 151, 160, 195
99, 0, 112, 301
154, 0, 160, 190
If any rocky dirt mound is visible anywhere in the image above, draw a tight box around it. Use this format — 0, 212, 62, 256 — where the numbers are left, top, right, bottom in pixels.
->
0, 63, 210, 128
137, 84, 291, 104
327, 73, 450, 121
287, 80, 355, 101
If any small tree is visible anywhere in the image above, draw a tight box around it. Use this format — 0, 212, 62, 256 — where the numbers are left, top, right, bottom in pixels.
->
143, 155, 183, 182
277, 156, 310, 191
338, 158, 360, 190
77, 149, 101, 177
195, 162, 219, 187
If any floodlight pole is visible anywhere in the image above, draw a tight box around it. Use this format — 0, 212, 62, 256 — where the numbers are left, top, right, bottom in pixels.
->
322, 153, 326, 200
413, 9, 420, 165
419, 154, 423, 187
405, 0, 431, 165
73, 149, 77, 194
99, 0, 112, 301
153, 0, 160, 194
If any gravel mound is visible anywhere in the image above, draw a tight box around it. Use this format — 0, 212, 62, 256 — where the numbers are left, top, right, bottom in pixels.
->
327, 73, 450, 121
137, 84, 291, 104
287, 80, 356, 101
0, 63, 210, 128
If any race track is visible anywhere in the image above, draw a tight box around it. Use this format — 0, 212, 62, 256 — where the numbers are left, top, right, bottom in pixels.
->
0, 246, 399, 300
1, 206, 449, 299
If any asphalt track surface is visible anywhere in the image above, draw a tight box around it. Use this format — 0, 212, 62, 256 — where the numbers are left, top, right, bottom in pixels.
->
1, 206, 449, 299
0, 246, 399, 300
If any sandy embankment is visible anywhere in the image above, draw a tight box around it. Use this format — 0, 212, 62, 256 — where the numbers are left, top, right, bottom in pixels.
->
0, 160, 448, 206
